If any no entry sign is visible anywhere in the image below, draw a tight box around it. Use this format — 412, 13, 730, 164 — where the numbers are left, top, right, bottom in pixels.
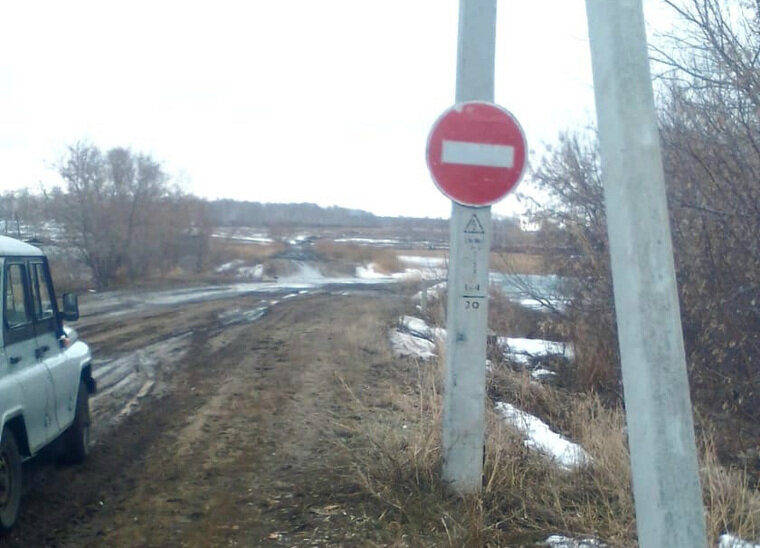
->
426, 101, 527, 206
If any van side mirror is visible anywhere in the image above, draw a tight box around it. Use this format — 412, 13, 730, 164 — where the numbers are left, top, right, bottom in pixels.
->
61, 293, 80, 322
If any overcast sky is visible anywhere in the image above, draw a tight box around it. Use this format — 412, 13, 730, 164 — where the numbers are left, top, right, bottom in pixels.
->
0, 1, 674, 219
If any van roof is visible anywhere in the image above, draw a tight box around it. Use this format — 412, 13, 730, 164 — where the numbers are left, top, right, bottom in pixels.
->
0, 236, 44, 257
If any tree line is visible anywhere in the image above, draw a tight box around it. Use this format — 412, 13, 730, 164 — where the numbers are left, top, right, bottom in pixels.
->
1, 142, 442, 288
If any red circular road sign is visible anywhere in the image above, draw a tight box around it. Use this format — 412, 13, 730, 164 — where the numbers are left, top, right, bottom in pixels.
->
426, 101, 527, 206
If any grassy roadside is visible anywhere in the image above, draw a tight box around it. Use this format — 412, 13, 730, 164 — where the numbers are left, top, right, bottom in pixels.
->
335, 292, 760, 546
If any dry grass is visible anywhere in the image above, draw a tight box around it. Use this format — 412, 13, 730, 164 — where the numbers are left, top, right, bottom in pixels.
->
702, 434, 760, 543
334, 345, 466, 545
336, 335, 631, 544
314, 240, 402, 274
492, 252, 549, 275
207, 239, 284, 267
337, 315, 760, 546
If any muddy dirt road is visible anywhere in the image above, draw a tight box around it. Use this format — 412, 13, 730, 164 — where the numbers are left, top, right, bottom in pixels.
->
4, 287, 406, 547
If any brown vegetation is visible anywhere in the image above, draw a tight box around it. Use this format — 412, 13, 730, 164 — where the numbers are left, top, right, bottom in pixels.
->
314, 240, 403, 274
53, 142, 211, 288
344, 312, 760, 545
526, 0, 760, 471
207, 239, 284, 271
491, 252, 547, 275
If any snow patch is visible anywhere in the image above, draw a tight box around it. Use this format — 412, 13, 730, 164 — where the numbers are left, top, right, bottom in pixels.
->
357, 263, 446, 282
499, 337, 575, 366
397, 267, 447, 281
335, 237, 401, 246
356, 263, 390, 279
398, 316, 434, 341
215, 261, 265, 280
216, 259, 245, 273
287, 234, 310, 245
210, 228, 273, 244
390, 316, 441, 360
389, 331, 437, 360
720, 534, 760, 548
415, 281, 447, 302
514, 297, 569, 312
399, 255, 446, 267
237, 264, 265, 280
283, 262, 324, 281
531, 368, 557, 381
544, 535, 607, 547
397, 317, 444, 344
211, 233, 273, 244
495, 402, 590, 469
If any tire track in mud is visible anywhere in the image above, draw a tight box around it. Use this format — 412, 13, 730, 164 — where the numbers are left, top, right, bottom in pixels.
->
3, 290, 402, 547
1, 294, 284, 547
3, 292, 403, 547
70, 295, 398, 547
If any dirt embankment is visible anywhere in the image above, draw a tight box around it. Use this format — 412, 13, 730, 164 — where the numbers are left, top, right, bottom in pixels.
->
5, 291, 407, 547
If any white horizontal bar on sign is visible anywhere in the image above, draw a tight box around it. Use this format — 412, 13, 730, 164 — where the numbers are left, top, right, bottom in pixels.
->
441, 140, 514, 168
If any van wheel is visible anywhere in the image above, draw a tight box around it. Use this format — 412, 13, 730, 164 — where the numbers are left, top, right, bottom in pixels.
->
63, 381, 90, 464
0, 429, 22, 532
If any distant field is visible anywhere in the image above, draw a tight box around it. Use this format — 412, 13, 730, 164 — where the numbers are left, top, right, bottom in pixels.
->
492, 251, 548, 275
17, 220, 550, 291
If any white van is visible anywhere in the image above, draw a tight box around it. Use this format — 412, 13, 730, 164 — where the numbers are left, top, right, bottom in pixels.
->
0, 236, 94, 531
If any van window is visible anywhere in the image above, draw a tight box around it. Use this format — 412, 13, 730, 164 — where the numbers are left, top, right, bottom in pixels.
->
30, 263, 54, 321
5, 263, 30, 329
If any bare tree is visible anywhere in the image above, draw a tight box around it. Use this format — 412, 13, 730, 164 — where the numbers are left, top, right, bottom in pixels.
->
531, 0, 760, 424
58, 142, 173, 287
529, 134, 621, 393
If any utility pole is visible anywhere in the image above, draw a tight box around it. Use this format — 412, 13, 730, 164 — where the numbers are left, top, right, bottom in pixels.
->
440, 0, 497, 493
585, 1, 707, 545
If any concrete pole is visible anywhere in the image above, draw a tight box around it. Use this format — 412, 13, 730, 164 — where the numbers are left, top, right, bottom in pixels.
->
441, 0, 496, 493
585, 1, 707, 546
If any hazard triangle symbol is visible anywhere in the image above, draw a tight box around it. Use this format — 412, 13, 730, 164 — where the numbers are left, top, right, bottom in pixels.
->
464, 214, 485, 234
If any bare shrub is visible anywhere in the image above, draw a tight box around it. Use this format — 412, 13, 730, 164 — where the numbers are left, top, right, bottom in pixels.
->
527, 1, 760, 460
654, 0, 760, 423
529, 134, 620, 397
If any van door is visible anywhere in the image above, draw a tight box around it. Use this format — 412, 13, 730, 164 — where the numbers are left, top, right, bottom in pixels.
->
3, 260, 55, 451
29, 260, 77, 432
